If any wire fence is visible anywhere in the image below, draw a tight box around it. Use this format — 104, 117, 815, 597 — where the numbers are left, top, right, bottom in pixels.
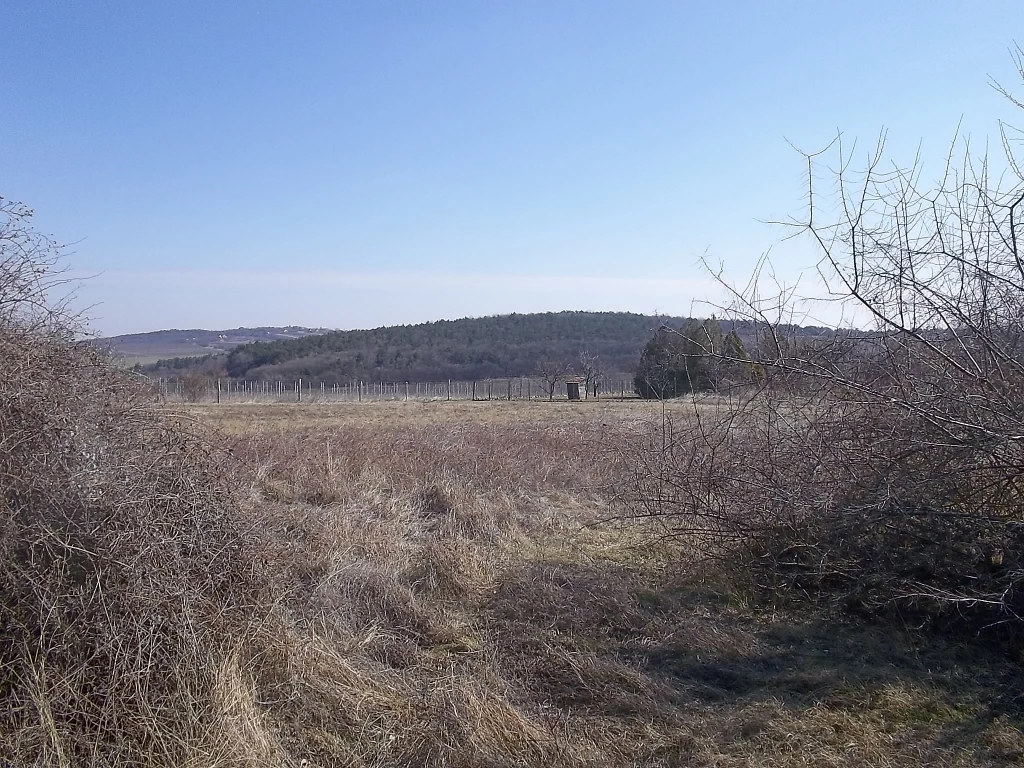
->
154, 376, 639, 404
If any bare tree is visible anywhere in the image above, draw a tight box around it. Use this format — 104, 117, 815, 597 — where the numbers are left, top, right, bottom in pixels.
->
535, 359, 572, 400
579, 350, 603, 398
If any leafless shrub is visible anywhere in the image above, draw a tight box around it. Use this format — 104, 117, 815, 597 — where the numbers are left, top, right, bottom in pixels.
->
0, 197, 274, 766
621, 60, 1024, 635
181, 369, 213, 402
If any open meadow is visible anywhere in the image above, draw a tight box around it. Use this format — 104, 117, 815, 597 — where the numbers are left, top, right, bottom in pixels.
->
172, 398, 1024, 767
13, 7, 1024, 767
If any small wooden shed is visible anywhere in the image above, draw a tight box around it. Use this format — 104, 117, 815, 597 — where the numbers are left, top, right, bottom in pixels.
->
566, 381, 581, 400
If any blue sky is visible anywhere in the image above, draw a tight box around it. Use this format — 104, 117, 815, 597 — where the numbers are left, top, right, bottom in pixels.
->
3, 2, 1022, 334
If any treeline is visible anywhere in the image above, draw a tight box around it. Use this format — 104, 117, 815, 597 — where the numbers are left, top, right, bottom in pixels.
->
144, 312, 685, 382
136, 353, 219, 372
222, 311, 695, 382
141, 311, 833, 384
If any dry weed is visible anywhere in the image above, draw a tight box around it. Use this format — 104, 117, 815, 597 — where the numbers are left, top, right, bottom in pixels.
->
200, 403, 1024, 767
0, 334, 278, 765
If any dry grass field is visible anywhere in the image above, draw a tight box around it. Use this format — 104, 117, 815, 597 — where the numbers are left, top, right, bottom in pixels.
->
178, 399, 1024, 767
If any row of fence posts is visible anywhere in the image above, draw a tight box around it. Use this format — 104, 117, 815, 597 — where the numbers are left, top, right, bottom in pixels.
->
159, 377, 633, 403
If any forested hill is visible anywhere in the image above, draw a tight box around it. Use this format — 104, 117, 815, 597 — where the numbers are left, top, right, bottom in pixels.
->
221, 311, 696, 382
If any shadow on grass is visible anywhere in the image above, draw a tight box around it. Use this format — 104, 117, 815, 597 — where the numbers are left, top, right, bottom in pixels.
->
484, 558, 1024, 761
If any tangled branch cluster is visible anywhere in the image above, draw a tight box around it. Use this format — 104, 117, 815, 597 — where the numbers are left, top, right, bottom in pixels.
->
0, 197, 270, 765
623, 66, 1024, 636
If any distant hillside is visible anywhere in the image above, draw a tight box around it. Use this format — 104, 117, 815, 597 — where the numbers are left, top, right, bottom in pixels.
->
97, 326, 331, 365
219, 311, 694, 382
137, 312, 836, 383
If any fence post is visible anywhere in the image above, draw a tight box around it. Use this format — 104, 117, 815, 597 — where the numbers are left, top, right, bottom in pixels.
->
297, 379, 301, 403
447, 379, 451, 401
216, 378, 221, 404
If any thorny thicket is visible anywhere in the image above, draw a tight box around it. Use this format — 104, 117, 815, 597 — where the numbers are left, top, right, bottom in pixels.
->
0, 197, 274, 766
